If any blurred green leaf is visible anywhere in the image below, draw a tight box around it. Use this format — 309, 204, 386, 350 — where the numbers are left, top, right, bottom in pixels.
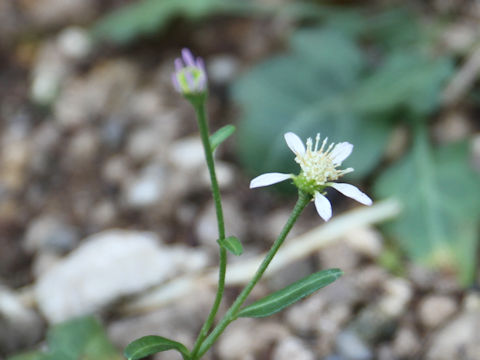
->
238, 269, 343, 318
8, 316, 123, 360
210, 125, 236, 152
352, 52, 453, 116
7, 353, 46, 360
217, 236, 243, 255
92, 0, 259, 44
374, 126, 480, 285
234, 28, 392, 181
124, 335, 189, 360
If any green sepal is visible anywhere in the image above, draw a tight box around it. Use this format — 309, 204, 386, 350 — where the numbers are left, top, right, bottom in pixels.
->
209, 125, 236, 152
124, 335, 190, 360
237, 268, 343, 318
217, 236, 243, 256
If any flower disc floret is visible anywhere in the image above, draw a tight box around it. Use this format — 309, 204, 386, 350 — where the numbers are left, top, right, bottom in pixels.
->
250, 132, 372, 221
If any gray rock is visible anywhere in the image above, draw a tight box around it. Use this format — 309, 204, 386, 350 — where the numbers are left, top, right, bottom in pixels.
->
0, 286, 44, 354
417, 295, 457, 329
319, 242, 360, 273
24, 215, 79, 254
335, 330, 373, 360
272, 336, 315, 360
35, 230, 209, 323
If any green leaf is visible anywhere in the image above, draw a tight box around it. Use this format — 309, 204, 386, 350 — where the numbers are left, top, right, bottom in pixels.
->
7, 353, 46, 360
352, 51, 453, 116
124, 336, 190, 360
47, 316, 123, 360
92, 0, 259, 44
217, 236, 243, 255
238, 269, 343, 318
210, 125, 236, 152
234, 28, 392, 182
8, 316, 123, 360
374, 127, 480, 285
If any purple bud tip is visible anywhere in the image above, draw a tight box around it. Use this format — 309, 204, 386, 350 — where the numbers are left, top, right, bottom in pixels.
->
171, 74, 180, 92
182, 48, 196, 67
174, 58, 183, 72
196, 57, 206, 75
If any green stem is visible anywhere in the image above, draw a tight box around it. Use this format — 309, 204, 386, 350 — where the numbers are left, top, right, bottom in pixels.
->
190, 100, 228, 358
194, 191, 311, 359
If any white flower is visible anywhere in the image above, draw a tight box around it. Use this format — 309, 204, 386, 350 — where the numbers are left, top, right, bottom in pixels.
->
250, 132, 372, 221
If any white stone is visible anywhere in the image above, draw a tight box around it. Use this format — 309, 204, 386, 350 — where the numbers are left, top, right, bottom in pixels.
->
418, 295, 457, 329
169, 136, 205, 171
57, 27, 91, 59
272, 336, 315, 360
35, 230, 208, 323
123, 164, 166, 208
392, 326, 421, 358
379, 278, 412, 317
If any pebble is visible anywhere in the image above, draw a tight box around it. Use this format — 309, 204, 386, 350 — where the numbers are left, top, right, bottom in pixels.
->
379, 278, 413, 317
67, 128, 100, 164
24, 214, 79, 254
169, 136, 205, 172
126, 126, 161, 162
123, 164, 166, 209
57, 27, 91, 60
272, 336, 315, 360
0, 285, 44, 353
335, 330, 373, 360
392, 326, 421, 358
34, 230, 208, 323
103, 155, 131, 186
426, 307, 480, 360
217, 319, 289, 360
418, 295, 457, 329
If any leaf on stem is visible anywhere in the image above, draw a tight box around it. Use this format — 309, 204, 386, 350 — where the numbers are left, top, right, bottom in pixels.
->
124, 336, 190, 360
237, 268, 343, 318
210, 125, 236, 152
217, 236, 243, 256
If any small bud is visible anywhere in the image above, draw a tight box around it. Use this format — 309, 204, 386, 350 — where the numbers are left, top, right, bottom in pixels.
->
172, 48, 208, 97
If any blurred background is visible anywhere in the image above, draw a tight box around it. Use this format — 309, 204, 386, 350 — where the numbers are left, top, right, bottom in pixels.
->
1, 0, 480, 359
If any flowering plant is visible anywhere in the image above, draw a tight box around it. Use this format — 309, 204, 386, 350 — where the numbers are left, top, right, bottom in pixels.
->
124, 49, 372, 360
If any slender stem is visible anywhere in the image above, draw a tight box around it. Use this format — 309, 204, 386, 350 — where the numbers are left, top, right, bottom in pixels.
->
190, 100, 228, 357
194, 191, 311, 359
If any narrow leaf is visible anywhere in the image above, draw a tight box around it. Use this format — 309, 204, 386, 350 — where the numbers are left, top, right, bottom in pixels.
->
210, 125, 236, 152
218, 236, 243, 256
124, 335, 189, 360
238, 269, 343, 318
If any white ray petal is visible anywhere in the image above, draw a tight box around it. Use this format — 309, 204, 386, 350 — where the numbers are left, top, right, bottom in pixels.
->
329, 183, 372, 205
250, 173, 292, 188
330, 142, 353, 165
284, 132, 306, 156
314, 192, 332, 221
